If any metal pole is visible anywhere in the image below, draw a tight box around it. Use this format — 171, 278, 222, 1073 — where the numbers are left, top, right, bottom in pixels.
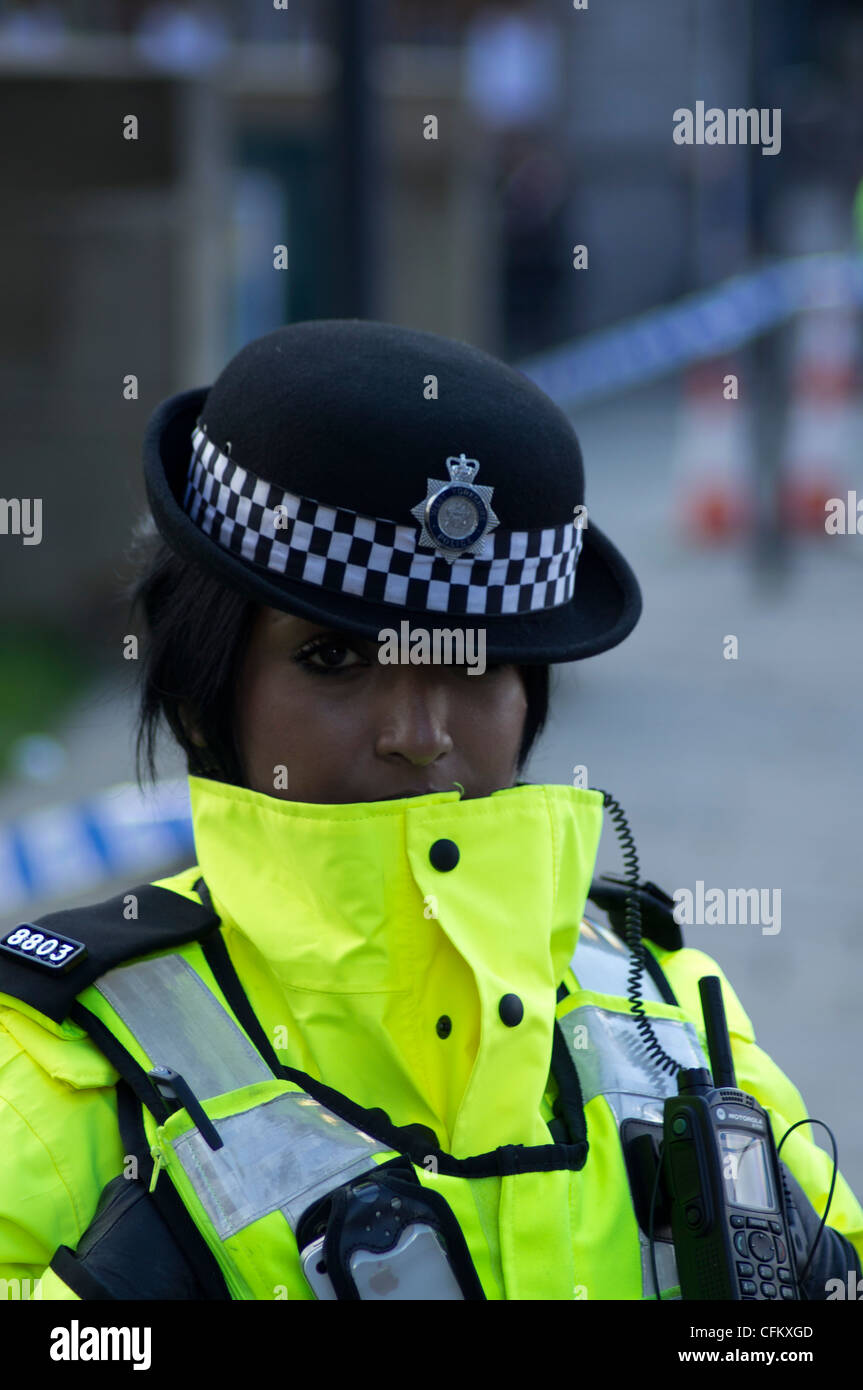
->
328, 0, 379, 318
747, 0, 790, 590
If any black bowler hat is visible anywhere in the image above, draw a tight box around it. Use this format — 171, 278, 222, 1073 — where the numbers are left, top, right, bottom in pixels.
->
143, 319, 641, 662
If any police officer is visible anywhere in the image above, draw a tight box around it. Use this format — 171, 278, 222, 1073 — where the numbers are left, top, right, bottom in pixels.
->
0, 320, 860, 1301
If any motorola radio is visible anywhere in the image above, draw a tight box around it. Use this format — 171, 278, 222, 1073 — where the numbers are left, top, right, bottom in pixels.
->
661, 976, 799, 1300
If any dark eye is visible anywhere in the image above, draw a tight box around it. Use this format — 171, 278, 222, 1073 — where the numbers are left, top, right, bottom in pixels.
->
294, 636, 367, 673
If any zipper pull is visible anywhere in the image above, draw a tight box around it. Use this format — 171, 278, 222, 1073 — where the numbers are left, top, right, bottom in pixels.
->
149, 1144, 164, 1193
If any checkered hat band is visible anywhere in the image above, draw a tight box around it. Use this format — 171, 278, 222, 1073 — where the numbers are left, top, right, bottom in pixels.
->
184, 426, 584, 617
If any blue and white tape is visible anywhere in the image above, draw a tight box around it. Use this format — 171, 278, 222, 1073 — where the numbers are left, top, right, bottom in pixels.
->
519, 252, 863, 408
0, 780, 195, 917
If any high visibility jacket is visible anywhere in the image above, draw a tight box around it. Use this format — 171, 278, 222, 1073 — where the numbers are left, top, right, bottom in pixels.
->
1, 776, 861, 1299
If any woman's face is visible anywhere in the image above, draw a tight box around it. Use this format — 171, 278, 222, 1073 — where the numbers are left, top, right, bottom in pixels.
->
232, 608, 528, 804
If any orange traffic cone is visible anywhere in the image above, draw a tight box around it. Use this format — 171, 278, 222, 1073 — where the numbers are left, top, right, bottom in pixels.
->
779, 306, 859, 534
673, 359, 755, 544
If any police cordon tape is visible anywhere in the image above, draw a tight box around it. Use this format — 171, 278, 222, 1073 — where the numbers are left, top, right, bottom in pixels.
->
3, 250, 863, 913
518, 251, 863, 407
0, 780, 195, 917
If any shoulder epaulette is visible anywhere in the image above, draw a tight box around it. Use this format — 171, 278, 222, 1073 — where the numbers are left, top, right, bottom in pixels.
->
586, 875, 683, 952
0, 882, 219, 1025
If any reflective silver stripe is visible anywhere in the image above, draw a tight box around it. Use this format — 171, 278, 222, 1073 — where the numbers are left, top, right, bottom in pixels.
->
94, 953, 392, 1244
559, 1004, 706, 1114
571, 917, 666, 1003
97, 954, 271, 1098
565, 920, 708, 1299
174, 1092, 387, 1239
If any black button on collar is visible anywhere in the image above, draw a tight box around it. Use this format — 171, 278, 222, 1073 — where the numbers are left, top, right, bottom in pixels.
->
436, 1015, 452, 1038
498, 993, 524, 1027
429, 839, 459, 871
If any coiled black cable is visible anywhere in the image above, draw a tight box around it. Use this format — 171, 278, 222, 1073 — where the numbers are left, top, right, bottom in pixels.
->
593, 788, 682, 1077
594, 789, 843, 1301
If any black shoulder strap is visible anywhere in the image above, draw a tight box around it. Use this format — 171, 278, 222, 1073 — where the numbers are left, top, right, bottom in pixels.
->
0, 882, 220, 1024
586, 875, 684, 953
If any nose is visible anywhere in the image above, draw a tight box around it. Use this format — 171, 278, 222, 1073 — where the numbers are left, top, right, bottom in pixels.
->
375, 670, 454, 767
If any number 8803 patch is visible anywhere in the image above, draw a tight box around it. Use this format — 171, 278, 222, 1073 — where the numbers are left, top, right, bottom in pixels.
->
0, 925, 87, 973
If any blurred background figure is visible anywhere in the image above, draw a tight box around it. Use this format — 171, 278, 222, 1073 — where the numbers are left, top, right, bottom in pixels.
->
0, 0, 862, 1189
464, 1, 570, 357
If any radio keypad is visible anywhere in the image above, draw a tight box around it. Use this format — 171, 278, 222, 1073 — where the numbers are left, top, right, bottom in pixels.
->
730, 1214, 796, 1301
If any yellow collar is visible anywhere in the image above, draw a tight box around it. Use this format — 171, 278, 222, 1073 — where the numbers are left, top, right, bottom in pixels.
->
188, 775, 604, 1157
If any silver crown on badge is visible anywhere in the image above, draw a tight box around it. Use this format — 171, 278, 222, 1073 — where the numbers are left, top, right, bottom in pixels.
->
410, 454, 500, 564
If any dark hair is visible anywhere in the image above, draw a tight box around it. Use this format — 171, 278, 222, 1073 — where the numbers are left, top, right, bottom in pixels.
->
122, 515, 551, 790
